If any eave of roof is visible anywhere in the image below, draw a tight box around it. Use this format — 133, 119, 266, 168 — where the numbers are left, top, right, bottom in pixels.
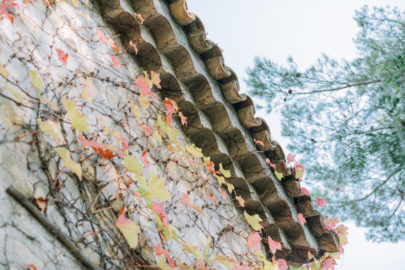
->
95, 0, 339, 265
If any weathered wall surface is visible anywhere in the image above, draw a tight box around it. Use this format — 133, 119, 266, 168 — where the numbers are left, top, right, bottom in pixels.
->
0, 1, 258, 269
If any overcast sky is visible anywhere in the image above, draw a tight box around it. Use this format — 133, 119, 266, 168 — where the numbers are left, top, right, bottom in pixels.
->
186, 1, 405, 269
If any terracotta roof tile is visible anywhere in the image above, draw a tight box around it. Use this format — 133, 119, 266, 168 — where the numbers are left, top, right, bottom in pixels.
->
96, 0, 339, 264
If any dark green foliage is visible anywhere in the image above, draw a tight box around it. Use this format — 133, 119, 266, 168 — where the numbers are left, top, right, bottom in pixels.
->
246, 6, 405, 242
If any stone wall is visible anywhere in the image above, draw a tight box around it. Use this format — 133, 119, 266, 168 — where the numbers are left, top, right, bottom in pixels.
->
0, 1, 258, 269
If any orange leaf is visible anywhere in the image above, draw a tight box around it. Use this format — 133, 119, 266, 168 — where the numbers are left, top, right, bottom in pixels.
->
150, 71, 161, 89
33, 197, 48, 214
178, 111, 187, 125
78, 135, 115, 159
141, 150, 149, 169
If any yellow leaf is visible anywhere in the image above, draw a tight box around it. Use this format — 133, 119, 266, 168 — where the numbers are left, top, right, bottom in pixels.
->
29, 70, 43, 91
40, 97, 58, 111
157, 255, 170, 270
235, 196, 245, 207
225, 182, 234, 193
62, 98, 89, 132
214, 174, 225, 185
71, 0, 78, 7
130, 101, 141, 120
124, 156, 143, 175
5, 87, 22, 103
219, 163, 231, 178
138, 93, 149, 110
148, 172, 171, 201
214, 255, 234, 268
39, 119, 63, 143
115, 207, 140, 249
181, 242, 203, 259
263, 260, 278, 270
244, 211, 262, 231
185, 144, 203, 158
55, 148, 82, 180
81, 79, 98, 104
0, 65, 8, 78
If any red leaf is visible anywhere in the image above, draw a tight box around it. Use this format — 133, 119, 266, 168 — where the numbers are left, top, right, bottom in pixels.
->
253, 138, 264, 147
136, 77, 156, 99
129, 40, 138, 54
268, 236, 281, 254
207, 193, 218, 204
78, 135, 115, 159
265, 158, 276, 169
162, 99, 177, 114
139, 122, 152, 135
298, 213, 306, 226
111, 55, 121, 71
56, 49, 68, 66
217, 187, 227, 200
141, 150, 149, 169
316, 197, 326, 207
154, 243, 175, 267
277, 259, 288, 270
97, 28, 109, 44
26, 265, 37, 270
322, 257, 337, 270
181, 193, 192, 209
301, 187, 310, 196
247, 232, 261, 252
152, 202, 168, 228
134, 12, 144, 24
287, 154, 296, 163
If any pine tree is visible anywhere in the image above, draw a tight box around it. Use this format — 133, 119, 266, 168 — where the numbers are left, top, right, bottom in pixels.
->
246, 6, 405, 242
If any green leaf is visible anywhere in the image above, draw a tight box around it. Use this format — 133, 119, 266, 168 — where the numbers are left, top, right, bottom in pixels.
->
148, 172, 171, 201
274, 170, 283, 181
55, 148, 82, 180
62, 98, 89, 132
124, 156, 143, 175
29, 70, 43, 91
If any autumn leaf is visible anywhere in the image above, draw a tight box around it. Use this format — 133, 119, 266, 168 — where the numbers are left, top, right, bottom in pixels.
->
138, 93, 150, 110
78, 135, 114, 159
178, 111, 187, 125
294, 163, 305, 179
129, 40, 138, 54
26, 265, 37, 270
181, 193, 192, 209
56, 49, 68, 66
55, 148, 82, 180
267, 236, 281, 255
276, 258, 288, 270
247, 232, 261, 252
154, 243, 175, 267
148, 172, 171, 201
217, 187, 227, 200
301, 187, 310, 196
321, 257, 337, 270
219, 163, 231, 178
316, 198, 326, 207
150, 71, 161, 89
253, 138, 264, 147
136, 76, 156, 99
297, 213, 306, 226
29, 70, 43, 91
139, 122, 152, 135
141, 150, 149, 169
62, 98, 89, 132
287, 154, 296, 163
124, 155, 143, 175
39, 119, 63, 144
152, 201, 169, 228
111, 55, 121, 71
265, 158, 276, 169
274, 170, 283, 181
33, 197, 48, 213
207, 193, 218, 204
134, 12, 144, 24
235, 196, 245, 207
244, 211, 262, 231
71, 0, 78, 8
97, 28, 109, 44
115, 207, 140, 249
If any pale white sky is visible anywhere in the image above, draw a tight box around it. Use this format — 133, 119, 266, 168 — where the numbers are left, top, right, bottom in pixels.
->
187, 1, 405, 269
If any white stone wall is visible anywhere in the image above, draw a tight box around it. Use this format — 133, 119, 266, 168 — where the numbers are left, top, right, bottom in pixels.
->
0, 1, 258, 269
